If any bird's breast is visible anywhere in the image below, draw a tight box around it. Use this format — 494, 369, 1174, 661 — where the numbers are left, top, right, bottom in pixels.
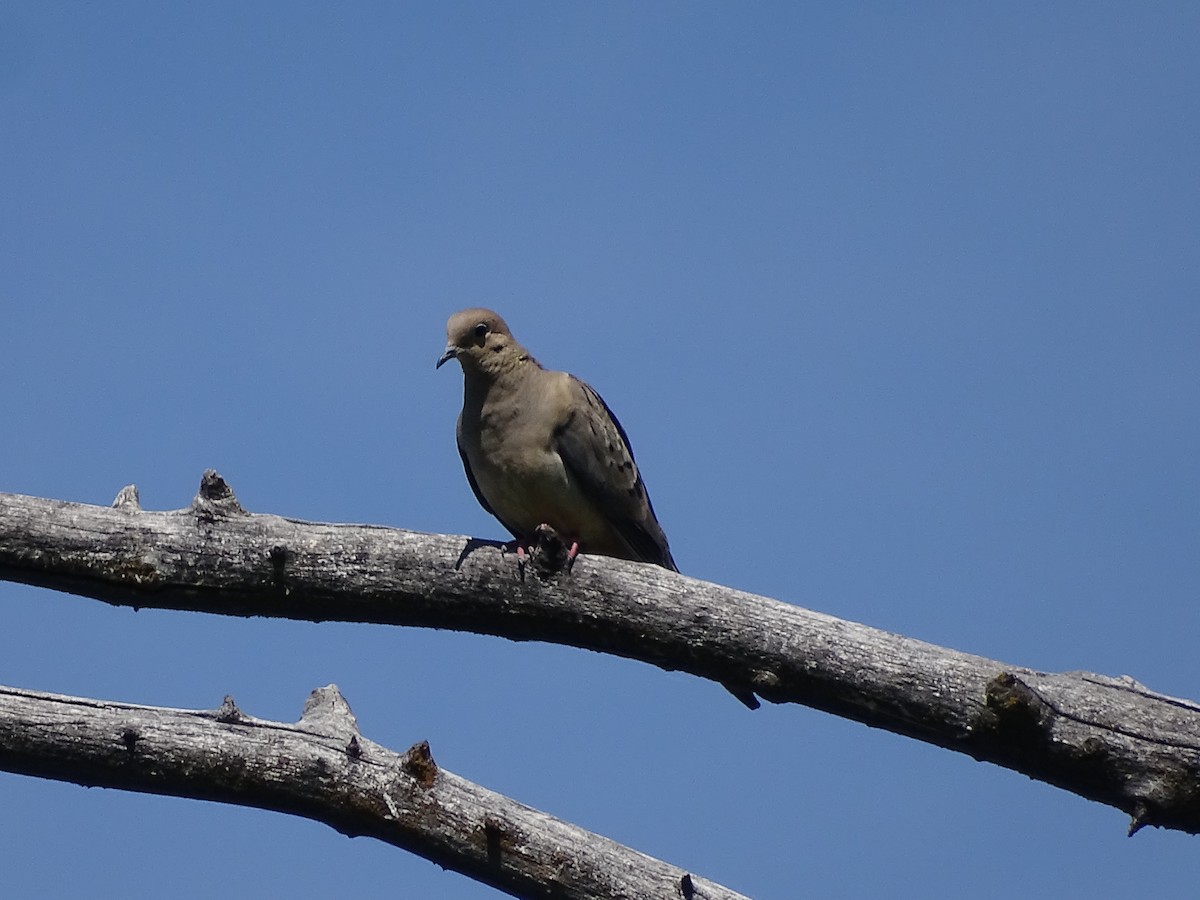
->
469, 429, 595, 542
464, 406, 561, 526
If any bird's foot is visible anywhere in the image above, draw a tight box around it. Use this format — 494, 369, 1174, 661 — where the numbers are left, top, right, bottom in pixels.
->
500, 527, 573, 576
500, 539, 529, 580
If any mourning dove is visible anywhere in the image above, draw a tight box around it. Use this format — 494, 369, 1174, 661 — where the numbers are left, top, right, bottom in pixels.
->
437, 308, 677, 571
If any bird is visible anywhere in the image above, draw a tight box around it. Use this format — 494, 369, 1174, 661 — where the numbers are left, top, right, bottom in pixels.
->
436, 307, 677, 571
438, 309, 760, 710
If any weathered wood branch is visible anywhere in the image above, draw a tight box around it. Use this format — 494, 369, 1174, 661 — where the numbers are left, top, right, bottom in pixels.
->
0, 682, 743, 900
3, 473, 1200, 835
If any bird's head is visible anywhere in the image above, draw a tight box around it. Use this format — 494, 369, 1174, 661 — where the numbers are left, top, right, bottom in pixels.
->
437, 308, 527, 375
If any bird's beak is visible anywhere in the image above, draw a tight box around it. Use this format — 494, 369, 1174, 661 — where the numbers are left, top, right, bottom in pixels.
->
436, 345, 458, 369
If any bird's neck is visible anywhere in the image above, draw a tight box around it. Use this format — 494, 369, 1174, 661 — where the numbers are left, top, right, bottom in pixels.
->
462, 352, 540, 407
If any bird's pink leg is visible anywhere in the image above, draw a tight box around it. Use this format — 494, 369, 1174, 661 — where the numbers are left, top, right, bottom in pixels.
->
500, 539, 530, 578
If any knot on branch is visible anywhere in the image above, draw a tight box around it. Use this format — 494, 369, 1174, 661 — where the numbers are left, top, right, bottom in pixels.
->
1129, 801, 1152, 836
112, 485, 141, 510
531, 524, 571, 575
191, 470, 247, 518
483, 815, 512, 866
269, 544, 290, 581
984, 672, 1054, 739
215, 695, 244, 724
300, 685, 360, 738
401, 740, 438, 788
121, 727, 141, 752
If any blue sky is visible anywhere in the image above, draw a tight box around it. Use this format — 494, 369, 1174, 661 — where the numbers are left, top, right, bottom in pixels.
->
2, 3, 1199, 897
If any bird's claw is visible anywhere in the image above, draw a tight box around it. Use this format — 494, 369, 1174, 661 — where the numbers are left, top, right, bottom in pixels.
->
499, 529, 574, 576
500, 540, 529, 580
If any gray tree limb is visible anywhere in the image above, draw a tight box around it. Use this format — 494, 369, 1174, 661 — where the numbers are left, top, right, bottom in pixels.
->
2, 472, 1200, 836
0, 682, 743, 900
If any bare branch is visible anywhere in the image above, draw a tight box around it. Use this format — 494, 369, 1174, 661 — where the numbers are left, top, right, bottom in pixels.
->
3, 472, 1200, 834
0, 682, 745, 900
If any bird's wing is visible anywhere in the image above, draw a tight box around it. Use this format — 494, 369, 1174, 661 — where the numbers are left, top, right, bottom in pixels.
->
553, 375, 677, 570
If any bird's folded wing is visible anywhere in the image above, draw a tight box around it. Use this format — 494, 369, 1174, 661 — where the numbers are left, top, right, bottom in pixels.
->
553, 376, 676, 569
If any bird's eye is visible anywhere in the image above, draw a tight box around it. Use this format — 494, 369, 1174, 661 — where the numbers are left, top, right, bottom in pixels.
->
473, 322, 489, 338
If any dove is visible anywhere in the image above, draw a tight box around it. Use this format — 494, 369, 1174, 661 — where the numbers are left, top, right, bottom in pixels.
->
437, 308, 677, 571
437, 309, 761, 709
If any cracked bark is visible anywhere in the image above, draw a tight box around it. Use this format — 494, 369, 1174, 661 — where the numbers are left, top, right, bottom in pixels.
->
0, 682, 744, 900
2, 471, 1200, 842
